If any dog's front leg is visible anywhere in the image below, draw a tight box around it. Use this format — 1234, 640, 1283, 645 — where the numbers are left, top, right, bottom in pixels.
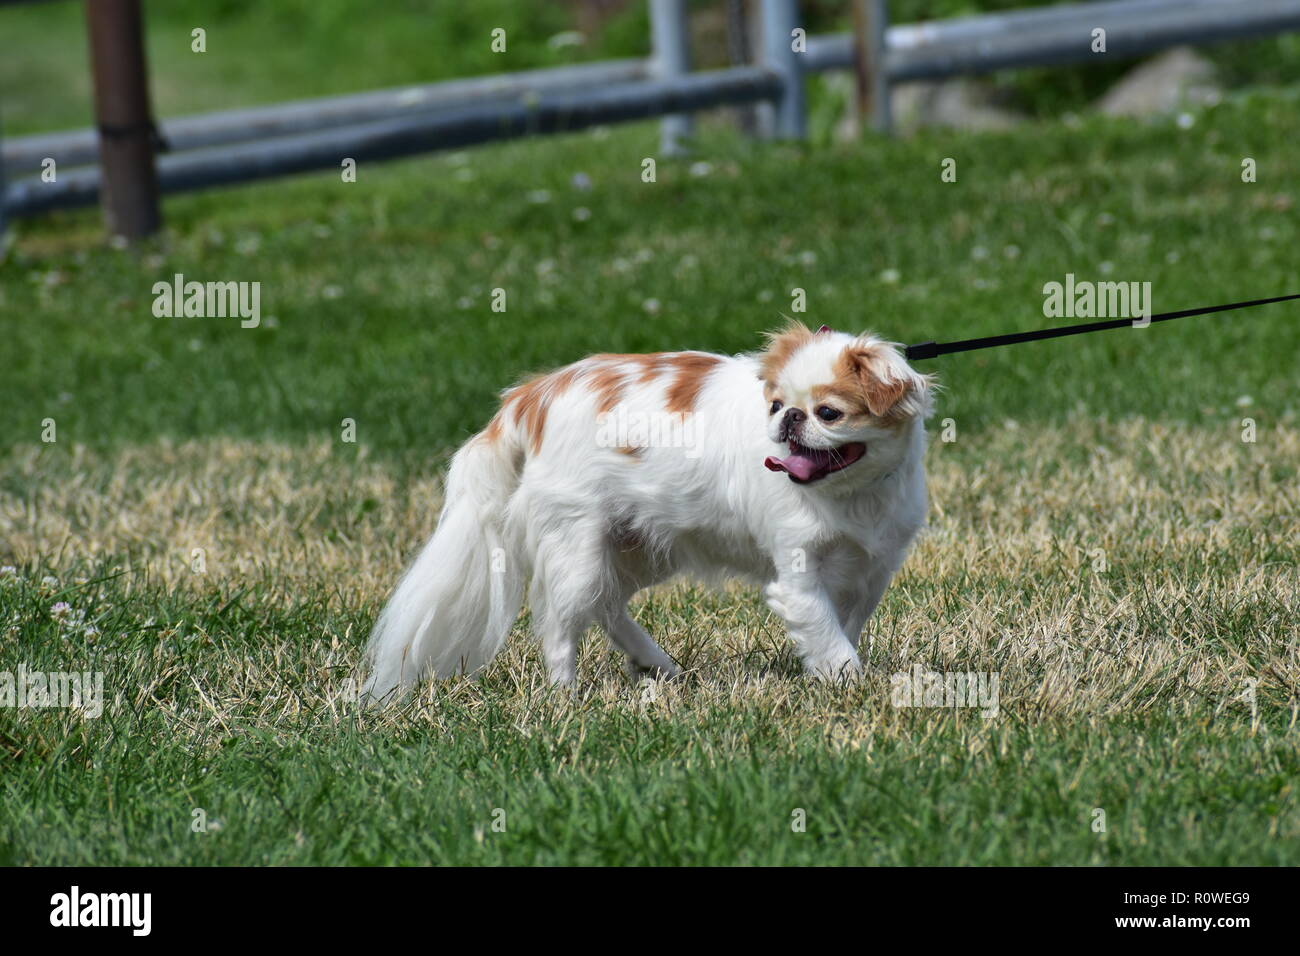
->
839, 562, 898, 654
764, 559, 861, 680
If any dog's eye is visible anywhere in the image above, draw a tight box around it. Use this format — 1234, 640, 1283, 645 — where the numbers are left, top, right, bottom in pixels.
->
815, 405, 842, 422
769, 400, 783, 415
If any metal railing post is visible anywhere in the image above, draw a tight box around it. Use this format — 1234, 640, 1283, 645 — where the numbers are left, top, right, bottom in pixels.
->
758, 0, 807, 139
0, 107, 8, 241
856, 0, 891, 133
650, 0, 693, 156
85, 0, 161, 240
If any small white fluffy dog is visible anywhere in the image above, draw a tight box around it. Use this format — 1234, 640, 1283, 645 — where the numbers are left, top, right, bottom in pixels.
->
363, 322, 933, 701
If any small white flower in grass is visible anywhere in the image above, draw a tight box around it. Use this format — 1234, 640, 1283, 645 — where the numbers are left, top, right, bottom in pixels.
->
51, 601, 72, 620
1098, 261, 1114, 275
798, 250, 817, 266
322, 285, 343, 300
547, 31, 585, 50
643, 298, 662, 314
527, 189, 552, 204
456, 296, 473, 310
41, 575, 58, 591
571, 172, 592, 191
757, 289, 774, 302
1176, 112, 1195, 129
572, 207, 591, 222
234, 235, 261, 256
1236, 395, 1254, 408
1003, 244, 1021, 260
189, 338, 203, 352
590, 125, 610, 140
971, 245, 988, 261
689, 161, 713, 178
879, 268, 900, 284
633, 249, 654, 264
1, 566, 17, 578
536, 258, 557, 276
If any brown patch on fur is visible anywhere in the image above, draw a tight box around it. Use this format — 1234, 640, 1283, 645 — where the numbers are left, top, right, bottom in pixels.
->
638, 354, 672, 384
758, 320, 814, 387
589, 362, 630, 414
588, 353, 672, 388
488, 351, 722, 455
823, 344, 910, 421
664, 353, 722, 414
502, 365, 581, 453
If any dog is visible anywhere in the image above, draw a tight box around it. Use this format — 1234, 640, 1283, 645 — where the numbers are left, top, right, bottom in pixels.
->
362, 321, 933, 701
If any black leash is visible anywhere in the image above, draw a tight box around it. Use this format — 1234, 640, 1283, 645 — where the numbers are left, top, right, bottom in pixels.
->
904, 292, 1300, 362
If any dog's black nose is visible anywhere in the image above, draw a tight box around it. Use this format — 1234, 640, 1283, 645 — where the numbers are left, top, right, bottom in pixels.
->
778, 407, 806, 442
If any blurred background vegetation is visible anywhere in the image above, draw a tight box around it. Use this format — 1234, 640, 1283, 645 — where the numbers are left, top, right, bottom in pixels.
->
4, 0, 1300, 135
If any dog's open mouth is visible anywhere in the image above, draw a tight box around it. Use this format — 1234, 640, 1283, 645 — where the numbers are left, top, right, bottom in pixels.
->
764, 441, 867, 484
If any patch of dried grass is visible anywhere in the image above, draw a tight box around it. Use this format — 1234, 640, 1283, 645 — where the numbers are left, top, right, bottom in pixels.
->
2, 419, 1296, 737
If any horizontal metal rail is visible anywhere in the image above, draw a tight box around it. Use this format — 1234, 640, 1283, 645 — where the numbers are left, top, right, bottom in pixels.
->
804, 0, 1300, 80
8, 0, 1300, 223
1, 59, 651, 176
5, 66, 780, 217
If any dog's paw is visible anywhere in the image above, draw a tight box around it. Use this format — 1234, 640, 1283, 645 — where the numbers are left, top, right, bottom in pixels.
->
627, 657, 683, 682
804, 651, 863, 682
762, 582, 791, 618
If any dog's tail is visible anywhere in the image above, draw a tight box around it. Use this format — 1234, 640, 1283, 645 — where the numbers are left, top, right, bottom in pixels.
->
361, 423, 524, 704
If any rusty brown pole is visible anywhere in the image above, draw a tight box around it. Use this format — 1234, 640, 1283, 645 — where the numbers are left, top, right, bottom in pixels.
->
852, 0, 891, 133
85, 0, 161, 239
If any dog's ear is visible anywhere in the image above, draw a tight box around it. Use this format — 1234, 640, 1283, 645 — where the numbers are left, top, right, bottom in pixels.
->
758, 319, 814, 387
840, 341, 931, 419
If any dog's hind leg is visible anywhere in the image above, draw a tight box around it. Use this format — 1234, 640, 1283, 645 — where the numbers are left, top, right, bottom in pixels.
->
603, 605, 681, 680
599, 553, 680, 680
529, 518, 609, 686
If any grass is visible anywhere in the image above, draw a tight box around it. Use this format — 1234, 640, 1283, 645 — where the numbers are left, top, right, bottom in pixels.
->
2, 5, 1299, 865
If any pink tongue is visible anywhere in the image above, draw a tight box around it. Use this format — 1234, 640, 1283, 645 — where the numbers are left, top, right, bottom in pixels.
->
764, 448, 831, 482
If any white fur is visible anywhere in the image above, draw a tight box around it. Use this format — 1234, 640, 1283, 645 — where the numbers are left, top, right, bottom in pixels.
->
361, 330, 932, 701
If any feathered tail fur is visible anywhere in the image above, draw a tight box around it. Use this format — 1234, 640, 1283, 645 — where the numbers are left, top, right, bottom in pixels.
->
361, 428, 523, 703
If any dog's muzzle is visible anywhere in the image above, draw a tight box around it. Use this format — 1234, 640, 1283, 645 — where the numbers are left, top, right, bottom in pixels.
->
778, 407, 806, 443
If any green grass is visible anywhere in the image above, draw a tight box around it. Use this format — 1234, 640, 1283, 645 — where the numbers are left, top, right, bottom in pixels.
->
4, 99, 1300, 469
2, 5, 1299, 866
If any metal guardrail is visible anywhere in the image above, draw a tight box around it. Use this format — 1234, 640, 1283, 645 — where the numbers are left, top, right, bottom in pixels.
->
807, 0, 1300, 81
5, 67, 781, 217
5, 0, 1300, 228
1, 59, 652, 178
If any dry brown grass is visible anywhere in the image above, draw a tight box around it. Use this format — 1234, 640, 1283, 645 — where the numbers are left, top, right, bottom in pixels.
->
2, 418, 1297, 734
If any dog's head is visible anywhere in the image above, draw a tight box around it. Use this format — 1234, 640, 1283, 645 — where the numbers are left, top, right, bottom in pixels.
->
759, 321, 934, 486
